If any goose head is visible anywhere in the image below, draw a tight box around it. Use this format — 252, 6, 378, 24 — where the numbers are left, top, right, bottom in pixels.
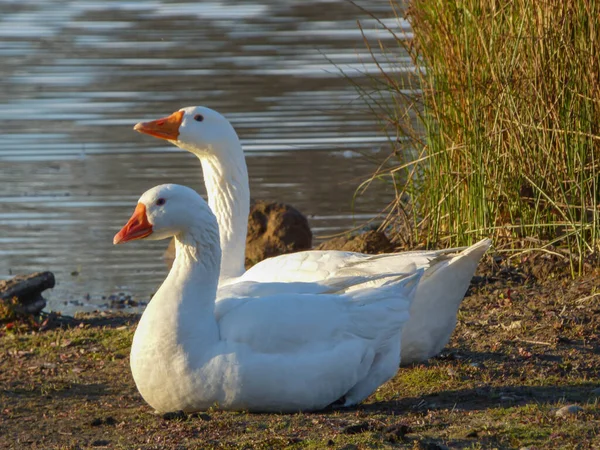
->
133, 106, 241, 159
113, 183, 218, 245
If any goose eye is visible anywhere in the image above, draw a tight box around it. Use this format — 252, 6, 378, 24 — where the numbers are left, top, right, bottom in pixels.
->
193, 114, 204, 122
156, 198, 166, 206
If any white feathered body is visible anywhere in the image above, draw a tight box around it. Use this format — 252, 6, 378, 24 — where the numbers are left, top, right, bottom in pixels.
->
129, 198, 423, 413
237, 239, 491, 364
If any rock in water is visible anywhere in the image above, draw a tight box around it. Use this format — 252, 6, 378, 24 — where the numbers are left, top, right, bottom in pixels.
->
0, 271, 55, 316
163, 201, 312, 270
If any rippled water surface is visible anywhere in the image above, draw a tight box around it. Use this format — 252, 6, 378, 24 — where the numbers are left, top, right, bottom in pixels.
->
0, 0, 410, 312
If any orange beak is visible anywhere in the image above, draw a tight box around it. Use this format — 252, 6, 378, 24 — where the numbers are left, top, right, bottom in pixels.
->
133, 110, 184, 141
113, 203, 153, 245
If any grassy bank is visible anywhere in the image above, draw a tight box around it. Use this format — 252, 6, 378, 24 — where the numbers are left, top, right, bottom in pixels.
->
358, 0, 600, 272
1, 263, 600, 448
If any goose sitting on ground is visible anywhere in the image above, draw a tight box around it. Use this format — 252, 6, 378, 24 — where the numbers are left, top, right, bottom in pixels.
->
113, 184, 423, 413
133, 107, 492, 365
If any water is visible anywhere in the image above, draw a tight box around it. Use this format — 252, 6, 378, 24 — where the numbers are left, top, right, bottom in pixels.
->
0, 0, 411, 313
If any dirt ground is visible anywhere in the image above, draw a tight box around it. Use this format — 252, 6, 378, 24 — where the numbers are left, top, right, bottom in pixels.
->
1, 253, 599, 449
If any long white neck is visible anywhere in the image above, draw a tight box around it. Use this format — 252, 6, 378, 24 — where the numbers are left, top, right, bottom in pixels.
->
199, 149, 249, 282
130, 222, 223, 412
148, 224, 221, 340
172, 227, 221, 295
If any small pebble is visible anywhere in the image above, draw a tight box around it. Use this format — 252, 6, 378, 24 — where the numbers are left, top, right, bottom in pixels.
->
162, 410, 187, 421
104, 416, 116, 426
384, 423, 411, 443
90, 418, 103, 427
555, 404, 583, 417
500, 395, 516, 402
591, 387, 600, 395
342, 422, 371, 434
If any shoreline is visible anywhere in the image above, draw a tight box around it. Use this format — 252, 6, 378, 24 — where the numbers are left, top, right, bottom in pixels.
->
2, 258, 599, 448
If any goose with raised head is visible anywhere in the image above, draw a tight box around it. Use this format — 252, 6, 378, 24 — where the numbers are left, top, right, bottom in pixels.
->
133, 107, 492, 365
114, 184, 423, 412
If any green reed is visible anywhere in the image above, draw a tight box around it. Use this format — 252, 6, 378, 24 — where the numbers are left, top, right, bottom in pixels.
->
354, 0, 600, 272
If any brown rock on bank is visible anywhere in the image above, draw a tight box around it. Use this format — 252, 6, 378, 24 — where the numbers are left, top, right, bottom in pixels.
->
164, 200, 312, 269
0, 271, 55, 316
245, 200, 312, 267
315, 229, 394, 254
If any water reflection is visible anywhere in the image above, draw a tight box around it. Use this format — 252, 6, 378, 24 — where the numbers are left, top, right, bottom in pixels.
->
0, 0, 408, 312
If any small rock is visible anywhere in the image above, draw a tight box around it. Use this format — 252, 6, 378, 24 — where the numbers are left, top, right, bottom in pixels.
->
104, 416, 116, 426
90, 418, 103, 427
384, 423, 411, 442
162, 410, 187, 421
500, 395, 516, 402
91, 440, 110, 447
555, 404, 583, 417
342, 422, 371, 434
591, 387, 600, 396
190, 412, 211, 421
109, 293, 140, 309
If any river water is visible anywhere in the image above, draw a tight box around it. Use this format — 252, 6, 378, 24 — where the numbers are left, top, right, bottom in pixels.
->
0, 0, 411, 312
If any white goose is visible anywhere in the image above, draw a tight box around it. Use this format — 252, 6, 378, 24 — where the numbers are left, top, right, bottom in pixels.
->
133, 106, 492, 365
114, 183, 423, 412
